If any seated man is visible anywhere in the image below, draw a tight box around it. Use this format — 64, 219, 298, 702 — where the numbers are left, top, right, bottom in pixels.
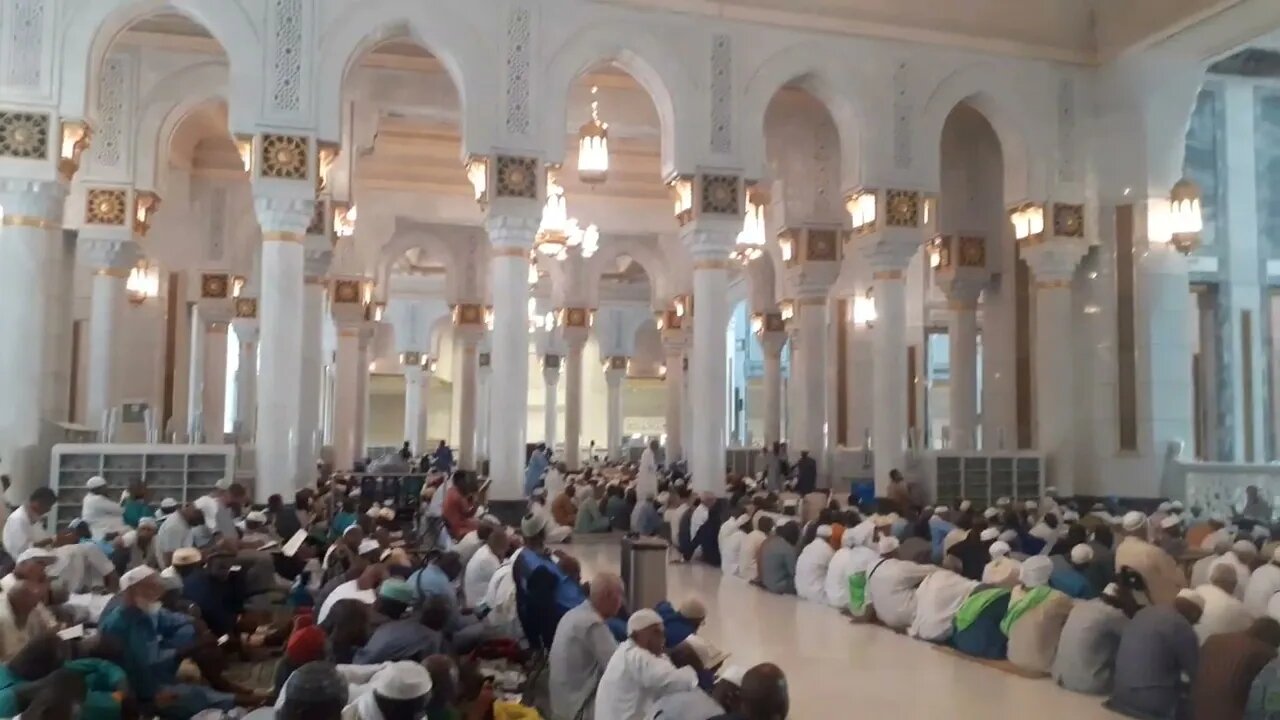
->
1210, 539, 1259, 601
276, 660, 348, 720
0, 580, 54, 662
355, 591, 447, 664
81, 476, 128, 540
865, 538, 935, 630
1050, 543, 1100, 599
648, 664, 744, 720
794, 525, 835, 603
633, 493, 665, 539
99, 566, 239, 719
1002, 556, 1073, 675
121, 517, 161, 572
736, 516, 769, 583
463, 526, 509, 608
529, 488, 573, 544
155, 504, 207, 567
1107, 590, 1203, 719
575, 484, 612, 534
171, 547, 241, 643
594, 609, 699, 720
1196, 562, 1254, 645
442, 471, 480, 540
755, 522, 799, 595
548, 572, 623, 720
343, 661, 433, 720
1190, 617, 1280, 720
551, 486, 578, 529
318, 564, 386, 624
951, 584, 1013, 660
908, 568, 978, 644
655, 598, 706, 649
982, 541, 1022, 588
1051, 582, 1136, 695
3, 488, 117, 594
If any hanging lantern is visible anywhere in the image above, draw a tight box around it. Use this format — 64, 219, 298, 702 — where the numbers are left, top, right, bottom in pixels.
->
577, 86, 609, 185
731, 187, 767, 264
1168, 177, 1203, 254
1009, 203, 1045, 242
534, 170, 569, 257
126, 261, 160, 305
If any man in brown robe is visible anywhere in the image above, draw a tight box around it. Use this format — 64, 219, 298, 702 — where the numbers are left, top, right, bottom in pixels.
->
1190, 617, 1280, 720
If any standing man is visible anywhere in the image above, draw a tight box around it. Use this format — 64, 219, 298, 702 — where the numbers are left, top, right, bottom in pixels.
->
886, 469, 917, 513
637, 440, 660, 501
1242, 485, 1274, 524
795, 451, 817, 495
524, 444, 549, 498
431, 440, 454, 474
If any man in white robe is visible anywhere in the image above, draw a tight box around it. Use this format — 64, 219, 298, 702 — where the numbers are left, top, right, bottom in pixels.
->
636, 440, 660, 500
1245, 546, 1280, 616
909, 568, 978, 643
794, 525, 834, 603
825, 521, 875, 609
80, 476, 127, 539
865, 539, 935, 630
594, 609, 698, 720
983, 541, 1022, 588
1194, 563, 1254, 644
463, 526, 508, 607
737, 516, 769, 581
718, 512, 748, 577
1208, 539, 1257, 600
3, 487, 116, 593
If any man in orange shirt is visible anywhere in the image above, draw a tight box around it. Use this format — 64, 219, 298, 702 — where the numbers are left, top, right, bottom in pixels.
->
442, 472, 479, 540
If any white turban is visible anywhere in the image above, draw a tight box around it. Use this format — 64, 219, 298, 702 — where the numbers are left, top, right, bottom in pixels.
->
1157, 502, 1172, 513
877, 536, 900, 556
1121, 511, 1147, 532
372, 661, 433, 700
996, 497, 1011, 507
816, 525, 833, 539
1233, 540, 1259, 559
1020, 556, 1054, 588
627, 608, 664, 635
847, 521, 874, 548
959, 500, 972, 512
989, 541, 1011, 558
86, 476, 107, 490
1070, 544, 1094, 565
979, 528, 999, 542
1160, 515, 1182, 530
1176, 588, 1205, 609
983, 507, 1000, 520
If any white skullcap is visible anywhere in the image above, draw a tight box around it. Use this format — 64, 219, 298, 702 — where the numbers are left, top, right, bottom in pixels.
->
782, 498, 799, 509
816, 525, 833, 539
959, 500, 972, 512
1045, 486, 1059, 496
1121, 511, 1147, 532
980, 527, 999, 542
998, 529, 1018, 543
357, 538, 381, 556
983, 507, 1000, 520
382, 500, 394, 508
245, 511, 267, 524
877, 536, 900, 556
1102, 583, 1120, 599
86, 476, 107, 490
1062, 510, 1080, 522
1091, 503, 1107, 511
531, 487, 547, 497
1020, 556, 1054, 588
1170, 501, 1185, 511
627, 608, 664, 635
1070, 544, 1095, 565
1160, 515, 1183, 530
159, 498, 179, 509
933, 506, 950, 515
1024, 500, 1038, 510
1233, 539, 1259, 557
214, 477, 233, 490
16, 548, 56, 565
1157, 502, 1172, 513
1176, 588, 1205, 609
372, 661, 433, 701
366, 507, 381, 518
119, 531, 137, 549
119, 565, 157, 591
682, 634, 729, 670
989, 541, 1011, 558
349, 488, 362, 498
996, 497, 1011, 507
848, 521, 874, 548
172, 548, 202, 566
716, 665, 747, 687
137, 517, 157, 530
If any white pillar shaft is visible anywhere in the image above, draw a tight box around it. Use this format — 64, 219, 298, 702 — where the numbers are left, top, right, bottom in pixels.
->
692, 265, 729, 493
1035, 287, 1076, 494
404, 367, 424, 453
298, 283, 325, 471
235, 339, 257, 439
1142, 248, 1196, 480
489, 255, 530, 500
354, 338, 370, 461
333, 332, 360, 470
606, 374, 624, 461
457, 340, 478, 469
872, 278, 908, 494
797, 303, 827, 455
419, 372, 431, 449
762, 342, 783, 445
203, 326, 228, 444
664, 348, 684, 461
186, 307, 205, 441
477, 370, 491, 461
85, 272, 124, 431
565, 342, 585, 470
256, 240, 306, 499
543, 379, 558, 448
950, 306, 979, 450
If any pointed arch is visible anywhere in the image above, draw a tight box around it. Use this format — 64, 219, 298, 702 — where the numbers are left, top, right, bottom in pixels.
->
134, 62, 229, 189
583, 235, 669, 309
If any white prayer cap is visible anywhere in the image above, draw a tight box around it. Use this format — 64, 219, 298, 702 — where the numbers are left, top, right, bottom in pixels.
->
998, 529, 1018, 543
160, 497, 179, 510
627, 608, 664, 635
1062, 510, 1080, 522
816, 525, 833, 539
980, 528, 999, 542
959, 500, 972, 512
137, 517, 157, 530
349, 488, 362, 498
379, 508, 396, 520
1091, 503, 1107, 512
119, 566, 157, 591
1233, 539, 1259, 558
1176, 588, 1205, 609
1070, 544, 1095, 565
1160, 515, 1183, 530
531, 487, 547, 498
246, 511, 267, 524
172, 548, 202, 566
877, 536, 900, 556
366, 507, 381, 518
372, 661, 433, 701
1170, 501, 1185, 511
933, 506, 950, 515
1157, 502, 1172, 513
782, 498, 799, 509
848, 521, 875, 548
983, 507, 1000, 520
1102, 583, 1120, 599
1045, 486, 1059, 496
521, 512, 549, 537
716, 665, 747, 687
214, 477, 233, 491
16, 548, 56, 565
1020, 556, 1054, 588
382, 500, 394, 507
119, 531, 137, 549
1121, 511, 1147, 532
682, 634, 729, 670
996, 497, 1011, 507
1024, 500, 1038, 511
357, 538, 381, 556
86, 476, 107, 490
989, 541, 1011, 558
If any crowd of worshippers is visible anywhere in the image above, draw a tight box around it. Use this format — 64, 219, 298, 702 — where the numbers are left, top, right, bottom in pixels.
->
629, 468, 1280, 720
0, 453, 790, 720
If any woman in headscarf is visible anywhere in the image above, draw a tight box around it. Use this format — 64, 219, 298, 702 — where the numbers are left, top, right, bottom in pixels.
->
1003, 556, 1075, 675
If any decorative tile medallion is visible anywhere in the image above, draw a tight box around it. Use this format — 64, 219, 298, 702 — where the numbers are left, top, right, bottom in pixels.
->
562, 307, 590, 328
332, 279, 361, 304
885, 189, 920, 228
494, 155, 538, 199
700, 174, 739, 215
234, 298, 258, 319
479, 352, 492, 368
85, 189, 127, 225
401, 351, 422, 367
1053, 203, 1085, 238
260, 134, 309, 180
958, 236, 986, 267
544, 354, 561, 370
201, 273, 230, 299
806, 229, 839, 261
0, 111, 48, 158
608, 356, 628, 370
454, 303, 484, 326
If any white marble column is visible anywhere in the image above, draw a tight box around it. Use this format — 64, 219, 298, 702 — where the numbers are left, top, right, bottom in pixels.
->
233, 323, 258, 441
85, 269, 127, 430
456, 334, 480, 469
204, 322, 229, 443
332, 327, 361, 470
542, 359, 560, 449
186, 305, 207, 442
662, 338, 685, 461
403, 364, 424, 453
605, 362, 626, 461
486, 217, 537, 500
685, 229, 734, 494
795, 298, 828, 456
949, 301, 979, 450
870, 272, 909, 490
1141, 240, 1196, 471
354, 329, 372, 462
563, 329, 588, 470
0, 180, 66, 495
477, 354, 492, 462
253, 197, 312, 499
759, 330, 786, 446
420, 362, 434, 448
298, 247, 331, 474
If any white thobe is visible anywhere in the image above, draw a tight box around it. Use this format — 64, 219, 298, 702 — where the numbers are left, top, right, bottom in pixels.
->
318, 579, 376, 623
594, 640, 699, 720
81, 493, 127, 539
1190, 553, 1221, 589
908, 569, 978, 642
463, 543, 501, 607
689, 505, 709, 540
865, 559, 936, 629
1194, 583, 1254, 645
1245, 562, 1280, 616
1208, 551, 1253, 600
636, 448, 659, 500
737, 530, 767, 581
544, 468, 565, 499
825, 546, 878, 609
795, 539, 834, 602
718, 522, 743, 576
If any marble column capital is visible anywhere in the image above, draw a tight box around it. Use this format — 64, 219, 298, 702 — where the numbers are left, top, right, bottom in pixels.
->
253, 195, 314, 238
757, 330, 788, 356
303, 236, 333, 279
1020, 237, 1089, 286
403, 364, 425, 382
786, 261, 840, 299
604, 366, 627, 386
231, 318, 259, 344
680, 219, 738, 265
485, 214, 539, 252
561, 324, 590, 349
936, 272, 989, 308
78, 236, 141, 274
542, 366, 561, 385
0, 178, 66, 222
857, 228, 923, 277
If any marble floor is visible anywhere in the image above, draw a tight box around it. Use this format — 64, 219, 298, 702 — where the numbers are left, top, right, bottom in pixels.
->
572, 543, 1122, 719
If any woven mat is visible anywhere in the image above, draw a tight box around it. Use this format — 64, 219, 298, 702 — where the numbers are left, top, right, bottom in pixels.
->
931, 645, 1051, 679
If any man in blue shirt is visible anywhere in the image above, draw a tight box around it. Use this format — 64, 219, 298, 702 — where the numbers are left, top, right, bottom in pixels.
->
524, 444, 549, 498
430, 441, 454, 473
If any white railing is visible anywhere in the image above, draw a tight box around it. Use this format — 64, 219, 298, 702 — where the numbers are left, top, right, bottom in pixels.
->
1164, 441, 1280, 521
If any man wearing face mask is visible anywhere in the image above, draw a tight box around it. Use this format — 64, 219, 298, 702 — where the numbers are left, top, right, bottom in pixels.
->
99, 565, 238, 719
